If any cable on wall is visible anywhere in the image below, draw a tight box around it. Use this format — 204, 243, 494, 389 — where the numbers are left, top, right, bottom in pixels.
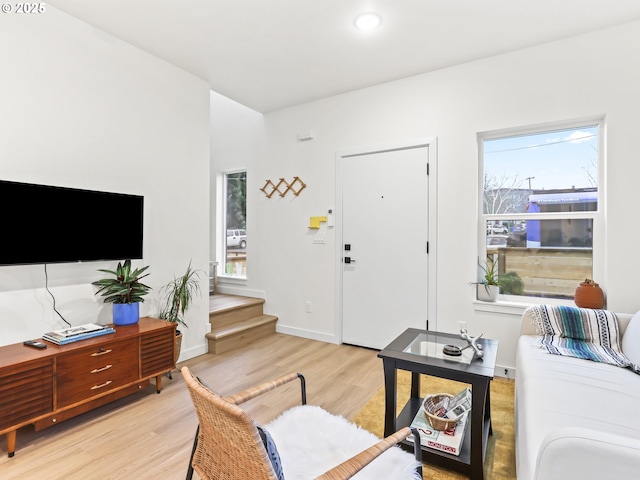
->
44, 264, 71, 327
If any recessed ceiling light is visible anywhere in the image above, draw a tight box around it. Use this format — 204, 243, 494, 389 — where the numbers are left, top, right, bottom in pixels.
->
354, 12, 382, 31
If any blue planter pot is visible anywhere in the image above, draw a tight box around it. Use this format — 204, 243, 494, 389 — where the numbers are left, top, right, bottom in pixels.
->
113, 303, 140, 326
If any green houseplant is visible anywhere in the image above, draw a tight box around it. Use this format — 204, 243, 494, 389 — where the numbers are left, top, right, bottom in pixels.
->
469, 258, 503, 302
158, 262, 203, 363
92, 259, 151, 325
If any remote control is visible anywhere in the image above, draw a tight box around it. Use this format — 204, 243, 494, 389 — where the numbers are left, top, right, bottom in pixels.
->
23, 340, 47, 349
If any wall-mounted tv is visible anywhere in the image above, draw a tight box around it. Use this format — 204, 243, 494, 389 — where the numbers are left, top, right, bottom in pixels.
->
0, 180, 144, 266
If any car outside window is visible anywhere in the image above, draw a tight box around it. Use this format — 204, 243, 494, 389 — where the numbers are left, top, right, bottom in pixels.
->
223, 171, 247, 277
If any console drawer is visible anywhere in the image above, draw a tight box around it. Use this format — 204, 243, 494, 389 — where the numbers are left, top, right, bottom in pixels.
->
56, 338, 139, 407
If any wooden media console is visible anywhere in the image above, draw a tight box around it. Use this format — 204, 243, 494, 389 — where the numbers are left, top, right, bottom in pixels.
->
0, 317, 176, 457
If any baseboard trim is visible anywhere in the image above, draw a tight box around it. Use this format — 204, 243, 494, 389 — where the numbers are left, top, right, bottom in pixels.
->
177, 343, 209, 363
276, 325, 339, 344
496, 364, 516, 380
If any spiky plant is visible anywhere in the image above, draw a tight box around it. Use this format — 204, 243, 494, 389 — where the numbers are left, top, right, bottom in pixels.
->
469, 257, 504, 294
158, 262, 203, 329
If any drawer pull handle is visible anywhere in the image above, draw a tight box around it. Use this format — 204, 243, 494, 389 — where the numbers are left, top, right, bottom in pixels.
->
91, 365, 113, 374
91, 349, 112, 357
91, 380, 113, 390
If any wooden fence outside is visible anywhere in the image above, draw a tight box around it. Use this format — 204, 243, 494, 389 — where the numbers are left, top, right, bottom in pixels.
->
490, 247, 592, 298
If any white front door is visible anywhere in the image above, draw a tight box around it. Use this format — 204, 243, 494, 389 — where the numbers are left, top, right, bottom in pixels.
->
341, 145, 429, 349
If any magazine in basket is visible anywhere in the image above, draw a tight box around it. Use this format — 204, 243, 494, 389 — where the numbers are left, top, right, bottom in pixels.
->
408, 407, 469, 456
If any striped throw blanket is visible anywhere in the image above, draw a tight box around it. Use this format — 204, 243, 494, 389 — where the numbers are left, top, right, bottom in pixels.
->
530, 305, 640, 375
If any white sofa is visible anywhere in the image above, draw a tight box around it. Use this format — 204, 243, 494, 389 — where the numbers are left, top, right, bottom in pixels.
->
516, 306, 640, 480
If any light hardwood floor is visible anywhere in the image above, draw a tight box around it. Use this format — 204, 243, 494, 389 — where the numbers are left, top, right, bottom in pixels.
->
0, 333, 384, 480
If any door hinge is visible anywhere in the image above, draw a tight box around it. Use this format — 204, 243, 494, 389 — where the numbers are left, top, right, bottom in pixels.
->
426, 163, 429, 176
426, 241, 429, 254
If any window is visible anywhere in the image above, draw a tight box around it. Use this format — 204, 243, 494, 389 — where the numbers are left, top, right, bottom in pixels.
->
223, 171, 247, 277
478, 119, 603, 301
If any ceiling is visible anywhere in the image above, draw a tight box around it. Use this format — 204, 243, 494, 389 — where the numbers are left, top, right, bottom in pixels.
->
48, 0, 640, 113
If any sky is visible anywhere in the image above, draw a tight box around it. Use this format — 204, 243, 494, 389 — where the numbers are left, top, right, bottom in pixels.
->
483, 124, 599, 191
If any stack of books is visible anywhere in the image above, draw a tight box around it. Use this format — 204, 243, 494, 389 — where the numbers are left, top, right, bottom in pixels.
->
408, 387, 472, 456
408, 408, 469, 456
42, 323, 115, 345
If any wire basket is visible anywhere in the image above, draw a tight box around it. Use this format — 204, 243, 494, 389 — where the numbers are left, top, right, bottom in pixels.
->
422, 393, 461, 431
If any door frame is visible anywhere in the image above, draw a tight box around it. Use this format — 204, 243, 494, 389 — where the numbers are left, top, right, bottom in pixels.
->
334, 138, 438, 344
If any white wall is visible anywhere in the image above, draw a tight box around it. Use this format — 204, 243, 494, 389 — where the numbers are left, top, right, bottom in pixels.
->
217, 21, 640, 372
210, 91, 266, 299
0, 7, 211, 361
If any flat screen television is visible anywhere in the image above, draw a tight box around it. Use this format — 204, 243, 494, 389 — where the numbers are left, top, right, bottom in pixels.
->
0, 180, 144, 266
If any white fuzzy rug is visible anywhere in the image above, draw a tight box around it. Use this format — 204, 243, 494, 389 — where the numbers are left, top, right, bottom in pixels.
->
265, 405, 422, 480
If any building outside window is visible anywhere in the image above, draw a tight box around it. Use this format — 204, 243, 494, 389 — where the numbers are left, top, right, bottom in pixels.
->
478, 119, 603, 301
223, 171, 247, 277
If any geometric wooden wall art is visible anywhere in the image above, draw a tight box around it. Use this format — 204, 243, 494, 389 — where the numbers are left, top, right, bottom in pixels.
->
260, 176, 307, 198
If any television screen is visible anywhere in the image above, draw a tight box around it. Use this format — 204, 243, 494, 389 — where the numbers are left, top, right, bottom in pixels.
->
0, 180, 144, 265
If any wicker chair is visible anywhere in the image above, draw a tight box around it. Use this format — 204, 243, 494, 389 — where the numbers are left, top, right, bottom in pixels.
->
182, 366, 422, 480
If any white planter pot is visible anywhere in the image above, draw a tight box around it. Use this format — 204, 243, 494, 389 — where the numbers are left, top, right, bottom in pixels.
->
477, 284, 499, 302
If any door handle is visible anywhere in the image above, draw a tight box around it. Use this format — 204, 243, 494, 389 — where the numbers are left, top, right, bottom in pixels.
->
344, 257, 356, 264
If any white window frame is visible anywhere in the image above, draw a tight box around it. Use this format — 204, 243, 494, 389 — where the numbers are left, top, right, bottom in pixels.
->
477, 117, 605, 306
217, 169, 247, 281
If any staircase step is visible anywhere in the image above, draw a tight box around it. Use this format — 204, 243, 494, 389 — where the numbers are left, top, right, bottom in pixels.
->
209, 294, 265, 314
209, 295, 267, 329
208, 294, 278, 355
206, 314, 278, 354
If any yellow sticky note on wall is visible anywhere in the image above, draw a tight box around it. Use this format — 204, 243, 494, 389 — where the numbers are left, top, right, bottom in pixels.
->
309, 216, 328, 229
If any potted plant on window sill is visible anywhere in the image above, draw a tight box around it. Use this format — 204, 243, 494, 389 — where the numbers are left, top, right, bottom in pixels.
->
158, 261, 203, 364
92, 259, 151, 325
469, 258, 503, 302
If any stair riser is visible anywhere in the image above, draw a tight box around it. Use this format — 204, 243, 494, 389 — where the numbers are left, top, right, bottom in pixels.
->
208, 321, 277, 355
208, 315, 278, 340
209, 303, 266, 329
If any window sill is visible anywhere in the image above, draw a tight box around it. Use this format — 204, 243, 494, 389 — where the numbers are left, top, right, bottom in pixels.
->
473, 299, 529, 316
218, 274, 247, 285
473, 296, 574, 316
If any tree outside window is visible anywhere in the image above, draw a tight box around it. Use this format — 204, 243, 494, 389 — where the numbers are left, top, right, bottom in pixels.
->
224, 171, 246, 277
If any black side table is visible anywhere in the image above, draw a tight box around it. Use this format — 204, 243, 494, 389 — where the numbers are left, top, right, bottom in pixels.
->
378, 329, 498, 480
